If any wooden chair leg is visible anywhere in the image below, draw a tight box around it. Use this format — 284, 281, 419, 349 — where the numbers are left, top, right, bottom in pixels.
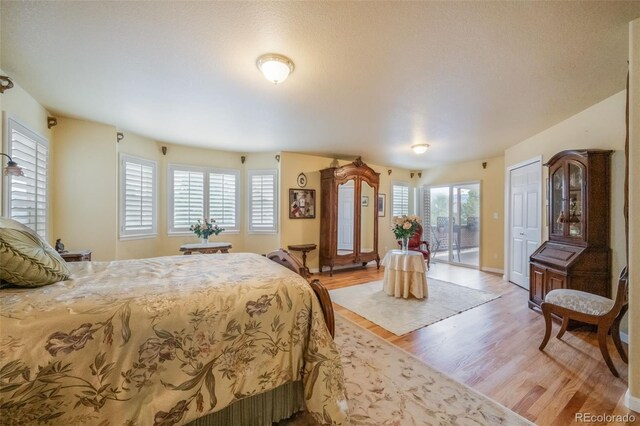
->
611, 311, 628, 364
597, 323, 619, 377
556, 316, 570, 340
539, 304, 553, 351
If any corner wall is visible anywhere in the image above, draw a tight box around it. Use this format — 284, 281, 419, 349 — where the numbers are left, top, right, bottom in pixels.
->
0, 75, 54, 242
418, 155, 505, 272
625, 16, 640, 413
504, 90, 627, 292
279, 152, 417, 271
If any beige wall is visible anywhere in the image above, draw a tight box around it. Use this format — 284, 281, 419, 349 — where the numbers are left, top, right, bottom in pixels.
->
418, 155, 505, 271
0, 75, 54, 242
504, 87, 635, 399
626, 17, 639, 411
279, 152, 416, 271
52, 117, 118, 260
504, 90, 627, 292
50, 116, 281, 260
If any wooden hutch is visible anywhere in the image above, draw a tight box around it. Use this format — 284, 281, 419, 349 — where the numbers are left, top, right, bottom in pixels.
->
529, 149, 612, 311
319, 157, 380, 276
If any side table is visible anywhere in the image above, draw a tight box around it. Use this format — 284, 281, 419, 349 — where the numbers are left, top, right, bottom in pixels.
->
287, 244, 317, 276
179, 242, 232, 255
381, 250, 428, 299
60, 249, 92, 262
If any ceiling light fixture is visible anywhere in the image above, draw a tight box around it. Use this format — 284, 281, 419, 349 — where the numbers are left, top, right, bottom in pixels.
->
256, 53, 295, 84
411, 144, 430, 154
1, 153, 24, 176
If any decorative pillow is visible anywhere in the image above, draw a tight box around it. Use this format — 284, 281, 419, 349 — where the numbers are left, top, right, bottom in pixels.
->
0, 217, 70, 287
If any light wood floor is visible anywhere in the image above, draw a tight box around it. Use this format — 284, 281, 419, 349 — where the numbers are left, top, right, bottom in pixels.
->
317, 263, 638, 426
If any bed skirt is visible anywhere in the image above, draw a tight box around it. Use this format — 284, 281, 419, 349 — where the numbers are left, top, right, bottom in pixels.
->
186, 381, 305, 426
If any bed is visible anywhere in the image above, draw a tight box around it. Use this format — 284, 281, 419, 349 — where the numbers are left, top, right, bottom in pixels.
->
0, 250, 348, 425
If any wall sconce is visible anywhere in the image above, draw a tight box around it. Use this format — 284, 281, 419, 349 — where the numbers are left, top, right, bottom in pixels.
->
388, 169, 392, 175
0, 76, 14, 93
418, 172, 422, 178
117, 132, 124, 143
1, 153, 24, 176
275, 154, 280, 163
47, 117, 57, 129
482, 162, 487, 169
241, 155, 246, 164
410, 172, 415, 179
161, 146, 167, 156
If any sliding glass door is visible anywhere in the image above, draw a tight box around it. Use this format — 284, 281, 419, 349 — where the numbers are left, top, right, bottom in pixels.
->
424, 182, 480, 268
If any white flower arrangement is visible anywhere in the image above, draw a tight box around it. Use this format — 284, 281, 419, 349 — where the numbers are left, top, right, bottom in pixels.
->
391, 215, 421, 239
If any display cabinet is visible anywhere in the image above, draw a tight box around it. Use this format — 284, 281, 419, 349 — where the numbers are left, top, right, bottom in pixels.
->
319, 157, 380, 276
529, 149, 612, 311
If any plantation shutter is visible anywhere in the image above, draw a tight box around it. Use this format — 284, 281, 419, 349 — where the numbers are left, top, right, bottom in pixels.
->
392, 183, 409, 217
209, 171, 239, 230
171, 168, 204, 232
120, 155, 156, 238
7, 118, 49, 240
249, 170, 277, 232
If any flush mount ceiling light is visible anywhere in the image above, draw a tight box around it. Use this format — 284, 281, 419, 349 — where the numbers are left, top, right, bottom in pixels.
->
411, 144, 430, 154
256, 53, 295, 84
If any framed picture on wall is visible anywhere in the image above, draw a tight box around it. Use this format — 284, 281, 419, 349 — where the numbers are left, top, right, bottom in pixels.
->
289, 189, 316, 219
378, 193, 386, 217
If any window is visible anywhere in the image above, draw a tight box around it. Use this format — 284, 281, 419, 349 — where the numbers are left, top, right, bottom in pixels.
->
392, 182, 409, 217
249, 170, 277, 233
5, 118, 49, 240
168, 165, 239, 234
119, 154, 157, 238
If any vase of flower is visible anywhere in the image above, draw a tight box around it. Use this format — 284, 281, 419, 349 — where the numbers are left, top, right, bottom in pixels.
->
190, 218, 225, 243
392, 215, 421, 253
401, 236, 409, 252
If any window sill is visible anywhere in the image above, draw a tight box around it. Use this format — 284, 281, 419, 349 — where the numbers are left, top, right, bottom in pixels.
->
247, 230, 279, 235
168, 230, 240, 237
119, 233, 158, 241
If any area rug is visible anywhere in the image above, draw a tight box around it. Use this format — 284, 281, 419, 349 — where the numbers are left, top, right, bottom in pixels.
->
329, 279, 500, 335
283, 314, 531, 425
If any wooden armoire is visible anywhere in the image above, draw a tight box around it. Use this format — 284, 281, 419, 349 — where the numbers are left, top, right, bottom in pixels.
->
319, 157, 380, 276
529, 149, 613, 311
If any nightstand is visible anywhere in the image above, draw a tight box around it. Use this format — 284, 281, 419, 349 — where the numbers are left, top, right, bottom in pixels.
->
60, 249, 92, 262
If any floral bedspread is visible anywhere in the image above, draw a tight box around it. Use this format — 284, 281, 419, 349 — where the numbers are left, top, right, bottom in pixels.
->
0, 253, 348, 425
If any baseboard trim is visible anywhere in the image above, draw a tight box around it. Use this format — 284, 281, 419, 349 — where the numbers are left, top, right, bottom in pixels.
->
310, 261, 374, 275
481, 267, 504, 275
621, 331, 629, 344
624, 389, 640, 412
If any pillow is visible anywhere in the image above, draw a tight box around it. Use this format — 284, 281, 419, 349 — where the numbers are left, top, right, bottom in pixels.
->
0, 217, 70, 287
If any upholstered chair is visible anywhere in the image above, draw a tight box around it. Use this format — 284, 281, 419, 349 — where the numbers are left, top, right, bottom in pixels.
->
538, 267, 629, 377
397, 223, 431, 269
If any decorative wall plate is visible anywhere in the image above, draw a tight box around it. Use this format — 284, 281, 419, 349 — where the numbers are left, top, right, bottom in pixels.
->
297, 173, 307, 188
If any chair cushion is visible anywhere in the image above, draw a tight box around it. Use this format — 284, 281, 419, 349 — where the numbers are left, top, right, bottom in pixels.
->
545, 289, 614, 316
0, 217, 70, 287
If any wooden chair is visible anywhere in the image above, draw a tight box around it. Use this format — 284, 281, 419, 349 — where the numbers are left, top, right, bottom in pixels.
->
539, 267, 629, 377
266, 249, 335, 338
397, 223, 431, 269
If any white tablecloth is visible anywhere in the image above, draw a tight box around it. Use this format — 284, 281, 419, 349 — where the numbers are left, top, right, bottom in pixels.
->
381, 250, 428, 299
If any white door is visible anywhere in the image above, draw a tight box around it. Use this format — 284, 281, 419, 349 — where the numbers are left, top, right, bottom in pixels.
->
337, 186, 354, 252
509, 162, 541, 289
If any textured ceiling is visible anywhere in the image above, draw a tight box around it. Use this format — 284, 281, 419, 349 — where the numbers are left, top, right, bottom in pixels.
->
1, 2, 639, 169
